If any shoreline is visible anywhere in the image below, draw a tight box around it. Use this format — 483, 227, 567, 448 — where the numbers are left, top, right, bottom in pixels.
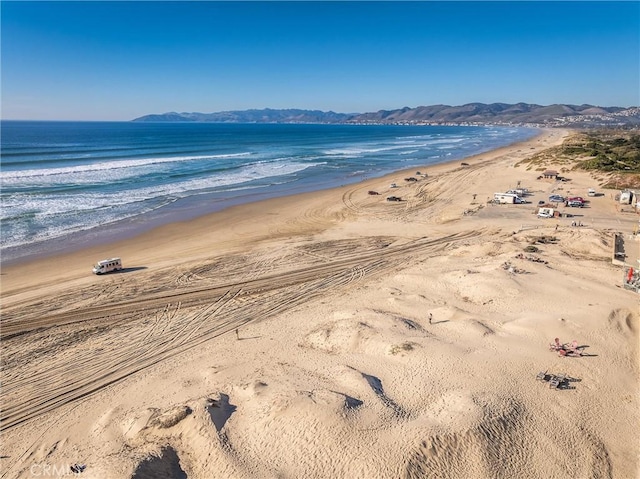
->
2, 123, 538, 267
2, 128, 547, 272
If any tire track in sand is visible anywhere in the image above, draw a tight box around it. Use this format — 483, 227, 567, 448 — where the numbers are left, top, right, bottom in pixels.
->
1, 229, 488, 432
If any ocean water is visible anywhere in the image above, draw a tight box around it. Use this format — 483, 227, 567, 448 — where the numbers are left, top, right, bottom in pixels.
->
1, 121, 537, 262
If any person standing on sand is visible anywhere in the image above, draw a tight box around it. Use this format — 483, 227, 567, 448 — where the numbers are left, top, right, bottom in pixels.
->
429, 313, 433, 325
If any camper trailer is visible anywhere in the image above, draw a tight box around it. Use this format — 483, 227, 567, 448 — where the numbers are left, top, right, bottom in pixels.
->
494, 193, 524, 204
620, 190, 633, 204
92, 258, 122, 275
537, 207, 554, 218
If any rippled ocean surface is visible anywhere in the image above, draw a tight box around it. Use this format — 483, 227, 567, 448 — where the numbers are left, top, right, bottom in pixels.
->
1, 121, 537, 261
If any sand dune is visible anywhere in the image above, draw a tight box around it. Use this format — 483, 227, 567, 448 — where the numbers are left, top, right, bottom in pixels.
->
1, 129, 638, 478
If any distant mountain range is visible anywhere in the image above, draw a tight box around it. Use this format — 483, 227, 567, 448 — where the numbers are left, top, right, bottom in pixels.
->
133, 103, 640, 128
133, 108, 353, 124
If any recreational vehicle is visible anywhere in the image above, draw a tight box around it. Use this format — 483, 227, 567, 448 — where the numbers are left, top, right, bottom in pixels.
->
92, 258, 122, 275
494, 193, 524, 204
620, 190, 633, 204
537, 207, 554, 218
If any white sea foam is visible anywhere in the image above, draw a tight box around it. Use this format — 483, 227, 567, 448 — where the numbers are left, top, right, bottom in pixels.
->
0, 152, 253, 181
3, 160, 314, 215
323, 137, 471, 156
322, 144, 413, 155
1, 159, 317, 248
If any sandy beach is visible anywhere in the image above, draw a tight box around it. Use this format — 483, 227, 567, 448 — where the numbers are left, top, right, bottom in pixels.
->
1, 128, 638, 478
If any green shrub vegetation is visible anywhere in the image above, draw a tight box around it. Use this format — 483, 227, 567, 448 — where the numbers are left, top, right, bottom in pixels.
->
571, 131, 640, 172
516, 129, 640, 188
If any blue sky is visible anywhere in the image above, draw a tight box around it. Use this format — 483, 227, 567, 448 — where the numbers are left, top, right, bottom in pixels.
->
2, 1, 639, 120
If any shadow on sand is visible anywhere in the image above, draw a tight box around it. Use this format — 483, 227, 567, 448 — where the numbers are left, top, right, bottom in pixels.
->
113, 267, 148, 274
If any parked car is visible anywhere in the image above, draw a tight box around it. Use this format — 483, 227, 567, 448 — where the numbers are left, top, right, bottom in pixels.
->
549, 195, 564, 202
386, 196, 402, 202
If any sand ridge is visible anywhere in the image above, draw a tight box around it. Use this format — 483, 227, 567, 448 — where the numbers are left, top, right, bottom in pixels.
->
1, 128, 638, 478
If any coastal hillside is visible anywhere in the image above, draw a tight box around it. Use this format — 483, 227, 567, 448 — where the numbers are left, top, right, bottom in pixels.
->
518, 129, 640, 189
133, 103, 640, 127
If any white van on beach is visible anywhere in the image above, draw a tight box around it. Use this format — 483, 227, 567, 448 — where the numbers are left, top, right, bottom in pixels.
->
92, 258, 122, 274
494, 193, 524, 204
